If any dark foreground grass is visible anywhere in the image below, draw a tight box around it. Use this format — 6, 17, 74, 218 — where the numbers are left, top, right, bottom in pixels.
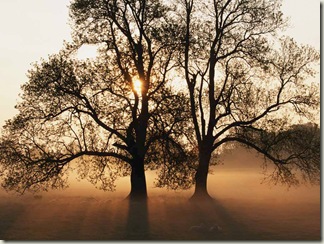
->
0, 192, 320, 241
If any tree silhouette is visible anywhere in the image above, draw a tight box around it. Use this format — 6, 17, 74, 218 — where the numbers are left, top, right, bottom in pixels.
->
235, 123, 320, 186
0, 0, 320, 202
178, 0, 320, 200
0, 0, 192, 199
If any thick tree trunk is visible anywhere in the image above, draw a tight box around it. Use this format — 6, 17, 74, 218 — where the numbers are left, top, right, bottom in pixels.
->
190, 147, 213, 201
128, 158, 147, 200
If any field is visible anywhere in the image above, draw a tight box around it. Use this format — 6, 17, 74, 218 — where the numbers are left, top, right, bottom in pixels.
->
0, 148, 320, 240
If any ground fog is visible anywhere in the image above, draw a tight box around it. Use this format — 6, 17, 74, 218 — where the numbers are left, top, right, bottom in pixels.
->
0, 148, 320, 240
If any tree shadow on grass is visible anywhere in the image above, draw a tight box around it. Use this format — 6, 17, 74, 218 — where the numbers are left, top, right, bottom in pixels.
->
186, 198, 258, 240
123, 198, 150, 240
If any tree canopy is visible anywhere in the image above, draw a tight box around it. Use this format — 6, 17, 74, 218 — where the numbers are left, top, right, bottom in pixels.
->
0, 0, 193, 197
0, 0, 320, 199
176, 0, 320, 199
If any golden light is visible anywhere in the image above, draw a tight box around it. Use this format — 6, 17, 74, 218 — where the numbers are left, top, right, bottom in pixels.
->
76, 44, 98, 60
132, 78, 142, 95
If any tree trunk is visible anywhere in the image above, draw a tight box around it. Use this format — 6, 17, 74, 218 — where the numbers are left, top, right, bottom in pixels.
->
190, 147, 213, 201
128, 158, 147, 200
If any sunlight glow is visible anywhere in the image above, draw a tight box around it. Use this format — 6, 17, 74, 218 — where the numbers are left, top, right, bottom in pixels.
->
76, 44, 98, 60
132, 78, 142, 95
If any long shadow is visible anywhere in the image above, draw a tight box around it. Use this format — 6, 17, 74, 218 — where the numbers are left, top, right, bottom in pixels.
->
187, 198, 259, 240
124, 198, 150, 240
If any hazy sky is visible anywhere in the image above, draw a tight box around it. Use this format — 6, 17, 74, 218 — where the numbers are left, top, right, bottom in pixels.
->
0, 0, 320, 128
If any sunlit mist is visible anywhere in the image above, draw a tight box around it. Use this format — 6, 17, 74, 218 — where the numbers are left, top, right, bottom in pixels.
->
132, 78, 142, 95
0, 147, 320, 240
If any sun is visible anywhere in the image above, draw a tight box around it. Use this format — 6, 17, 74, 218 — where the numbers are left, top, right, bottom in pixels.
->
132, 78, 142, 95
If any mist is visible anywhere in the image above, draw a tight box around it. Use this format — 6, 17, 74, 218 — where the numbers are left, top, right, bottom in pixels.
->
0, 147, 320, 240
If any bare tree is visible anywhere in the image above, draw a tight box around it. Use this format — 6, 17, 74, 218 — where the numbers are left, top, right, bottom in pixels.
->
0, 0, 190, 199
178, 0, 320, 200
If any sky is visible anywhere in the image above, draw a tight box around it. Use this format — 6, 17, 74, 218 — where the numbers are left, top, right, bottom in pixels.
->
0, 0, 321, 128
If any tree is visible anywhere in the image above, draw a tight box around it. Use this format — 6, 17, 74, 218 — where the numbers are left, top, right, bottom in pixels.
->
235, 123, 320, 186
0, 0, 191, 199
178, 0, 320, 200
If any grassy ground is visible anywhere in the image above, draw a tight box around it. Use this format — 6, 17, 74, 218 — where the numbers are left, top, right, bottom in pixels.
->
0, 189, 320, 240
